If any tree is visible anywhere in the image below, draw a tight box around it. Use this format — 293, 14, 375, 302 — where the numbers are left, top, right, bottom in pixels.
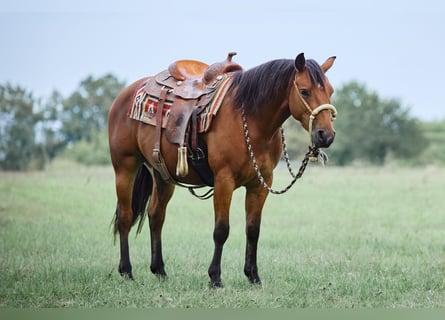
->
0, 84, 36, 170
60, 74, 126, 145
329, 81, 427, 165
415, 121, 445, 165
36, 90, 66, 160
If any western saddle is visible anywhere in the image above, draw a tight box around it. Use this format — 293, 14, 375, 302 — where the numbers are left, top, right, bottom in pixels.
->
143, 52, 242, 183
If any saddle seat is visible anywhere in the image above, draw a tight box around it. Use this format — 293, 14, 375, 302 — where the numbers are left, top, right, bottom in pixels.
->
168, 60, 209, 81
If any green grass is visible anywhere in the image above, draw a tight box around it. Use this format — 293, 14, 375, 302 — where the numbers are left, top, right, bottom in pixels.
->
0, 160, 444, 307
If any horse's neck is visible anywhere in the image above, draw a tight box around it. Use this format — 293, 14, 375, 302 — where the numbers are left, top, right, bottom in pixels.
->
249, 100, 290, 141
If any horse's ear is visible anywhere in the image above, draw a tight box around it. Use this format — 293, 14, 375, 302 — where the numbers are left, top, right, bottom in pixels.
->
294, 53, 306, 72
321, 56, 336, 73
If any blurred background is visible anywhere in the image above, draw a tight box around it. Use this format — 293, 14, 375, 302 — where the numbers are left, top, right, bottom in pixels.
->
1, 0, 444, 170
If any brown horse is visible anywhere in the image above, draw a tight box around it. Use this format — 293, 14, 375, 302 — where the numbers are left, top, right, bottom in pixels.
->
108, 52, 337, 287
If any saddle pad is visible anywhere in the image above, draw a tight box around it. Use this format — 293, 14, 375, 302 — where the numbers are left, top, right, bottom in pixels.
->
128, 73, 234, 133
196, 72, 234, 132
127, 82, 172, 128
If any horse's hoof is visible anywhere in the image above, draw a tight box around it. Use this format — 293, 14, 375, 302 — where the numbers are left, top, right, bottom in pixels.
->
155, 272, 168, 280
209, 280, 224, 288
245, 271, 261, 285
119, 272, 134, 280
250, 278, 262, 285
150, 264, 167, 277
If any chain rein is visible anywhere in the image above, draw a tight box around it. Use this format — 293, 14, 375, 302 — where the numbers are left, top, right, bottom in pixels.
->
241, 109, 319, 195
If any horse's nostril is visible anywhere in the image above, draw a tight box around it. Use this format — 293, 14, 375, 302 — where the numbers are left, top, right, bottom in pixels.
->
317, 129, 326, 141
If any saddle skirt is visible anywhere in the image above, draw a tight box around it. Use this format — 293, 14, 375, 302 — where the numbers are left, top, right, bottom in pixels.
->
128, 72, 235, 140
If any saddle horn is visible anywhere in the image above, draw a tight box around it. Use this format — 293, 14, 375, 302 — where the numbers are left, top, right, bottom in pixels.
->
204, 52, 242, 83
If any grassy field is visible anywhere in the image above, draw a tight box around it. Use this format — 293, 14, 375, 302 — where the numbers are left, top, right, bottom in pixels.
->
0, 160, 444, 308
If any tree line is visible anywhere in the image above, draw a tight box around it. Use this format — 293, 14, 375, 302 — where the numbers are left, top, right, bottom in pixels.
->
0, 74, 442, 171
0, 74, 125, 170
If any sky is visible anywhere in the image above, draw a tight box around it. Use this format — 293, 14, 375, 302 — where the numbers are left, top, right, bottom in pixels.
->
1, 0, 444, 121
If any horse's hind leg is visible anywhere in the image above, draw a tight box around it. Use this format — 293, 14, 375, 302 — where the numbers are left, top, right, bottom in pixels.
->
148, 170, 175, 277
113, 156, 140, 279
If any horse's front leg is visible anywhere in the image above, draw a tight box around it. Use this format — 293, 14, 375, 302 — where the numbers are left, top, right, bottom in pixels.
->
208, 177, 235, 288
244, 185, 269, 284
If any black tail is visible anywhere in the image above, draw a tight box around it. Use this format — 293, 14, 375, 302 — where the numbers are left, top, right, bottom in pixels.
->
113, 164, 153, 236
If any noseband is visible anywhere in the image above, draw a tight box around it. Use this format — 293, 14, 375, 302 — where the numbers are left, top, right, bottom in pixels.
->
292, 77, 337, 147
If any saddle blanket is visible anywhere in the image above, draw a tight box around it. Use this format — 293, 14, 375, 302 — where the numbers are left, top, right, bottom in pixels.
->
127, 73, 234, 133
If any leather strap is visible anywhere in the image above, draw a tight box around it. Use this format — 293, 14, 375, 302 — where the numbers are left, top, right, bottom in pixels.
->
152, 87, 173, 182
191, 107, 199, 151
153, 87, 168, 153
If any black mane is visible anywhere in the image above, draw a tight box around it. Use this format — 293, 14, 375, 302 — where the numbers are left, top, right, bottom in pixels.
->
231, 58, 325, 115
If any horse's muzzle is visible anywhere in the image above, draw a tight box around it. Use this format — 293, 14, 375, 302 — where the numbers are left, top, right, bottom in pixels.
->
313, 129, 335, 148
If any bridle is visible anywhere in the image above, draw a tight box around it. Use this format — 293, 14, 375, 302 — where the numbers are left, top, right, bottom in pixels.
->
242, 74, 338, 194
292, 77, 337, 147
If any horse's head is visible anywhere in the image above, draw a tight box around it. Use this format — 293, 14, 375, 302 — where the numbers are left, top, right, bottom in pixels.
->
289, 53, 337, 148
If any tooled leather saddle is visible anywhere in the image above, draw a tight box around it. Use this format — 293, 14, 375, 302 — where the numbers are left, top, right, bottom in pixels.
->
142, 52, 242, 183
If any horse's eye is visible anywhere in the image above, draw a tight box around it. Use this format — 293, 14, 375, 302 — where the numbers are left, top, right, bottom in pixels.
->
300, 89, 310, 98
